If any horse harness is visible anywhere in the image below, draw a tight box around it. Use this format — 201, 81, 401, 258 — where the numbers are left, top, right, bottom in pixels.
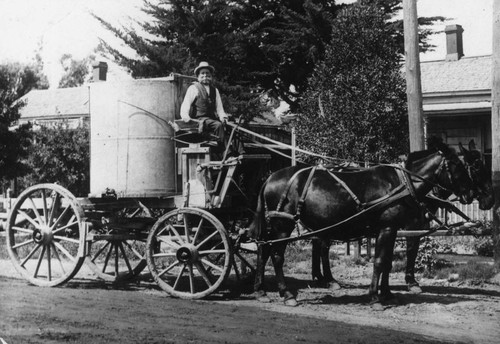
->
261, 155, 469, 246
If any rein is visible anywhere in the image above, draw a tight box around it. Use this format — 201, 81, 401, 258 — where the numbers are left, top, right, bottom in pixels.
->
258, 152, 463, 247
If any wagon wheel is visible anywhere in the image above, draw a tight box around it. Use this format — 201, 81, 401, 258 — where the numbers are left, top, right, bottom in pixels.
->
146, 208, 232, 299
85, 208, 150, 282
5, 183, 86, 287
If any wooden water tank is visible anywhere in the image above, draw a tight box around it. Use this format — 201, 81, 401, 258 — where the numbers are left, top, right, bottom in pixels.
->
89, 74, 194, 198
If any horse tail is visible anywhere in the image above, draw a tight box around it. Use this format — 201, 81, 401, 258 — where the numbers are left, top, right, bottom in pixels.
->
248, 180, 267, 240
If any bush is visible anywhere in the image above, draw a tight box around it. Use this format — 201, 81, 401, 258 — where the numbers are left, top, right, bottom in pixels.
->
473, 237, 495, 257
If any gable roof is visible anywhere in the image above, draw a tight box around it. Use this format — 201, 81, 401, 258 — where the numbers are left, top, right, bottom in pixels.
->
420, 55, 491, 94
18, 86, 89, 120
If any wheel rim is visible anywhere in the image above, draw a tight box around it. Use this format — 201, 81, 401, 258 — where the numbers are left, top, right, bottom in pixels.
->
5, 184, 85, 287
146, 208, 231, 299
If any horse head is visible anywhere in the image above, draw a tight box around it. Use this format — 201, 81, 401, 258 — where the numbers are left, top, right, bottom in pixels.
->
421, 137, 475, 204
459, 140, 495, 210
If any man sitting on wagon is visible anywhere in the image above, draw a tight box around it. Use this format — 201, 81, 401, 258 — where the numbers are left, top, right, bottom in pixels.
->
180, 61, 244, 158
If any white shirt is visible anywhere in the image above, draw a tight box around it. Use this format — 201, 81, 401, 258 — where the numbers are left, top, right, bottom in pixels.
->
180, 83, 228, 122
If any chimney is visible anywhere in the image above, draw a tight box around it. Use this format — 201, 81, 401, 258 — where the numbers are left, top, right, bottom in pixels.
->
92, 61, 108, 82
445, 24, 464, 61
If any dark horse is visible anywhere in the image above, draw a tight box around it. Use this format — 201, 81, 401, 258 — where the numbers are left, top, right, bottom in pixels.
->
249, 139, 476, 306
310, 139, 495, 292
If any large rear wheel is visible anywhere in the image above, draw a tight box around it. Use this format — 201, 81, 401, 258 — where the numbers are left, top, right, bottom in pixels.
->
5, 184, 86, 286
146, 208, 232, 299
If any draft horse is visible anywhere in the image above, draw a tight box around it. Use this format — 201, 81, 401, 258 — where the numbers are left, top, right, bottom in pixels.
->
311, 139, 495, 292
249, 139, 476, 306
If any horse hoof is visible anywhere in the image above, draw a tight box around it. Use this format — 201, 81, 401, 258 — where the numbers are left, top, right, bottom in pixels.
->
407, 284, 422, 294
328, 281, 342, 291
284, 298, 298, 307
256, 295, 272, 303
369, 301, 384, 311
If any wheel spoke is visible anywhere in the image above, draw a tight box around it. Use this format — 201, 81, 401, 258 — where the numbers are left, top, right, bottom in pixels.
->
91, 241, 111, 262
173, 263, 187, 290
196, 230, 219, 249
51, 243, 66, 274
47, 193, 60, 226
12, 226, 34, 234
195, 262, 213, 288
47, 245, 52, 281
200, 258, 224, 273
167, 223, 185, 245
183, 213, 191, 243
34, 245, 46, 278
12, 238, 35, 250
53, 241, 76, 262
42, 191, 48, 224
17, 210, 41, 230
123, 241, 145, 260
153, 252, 177, 258
50, 205, 72, 230
28, 197, 44, 226
102, 243, 114, 273
114, 244, 119, 277
118, 243, 134, 273
53, 236, 80, 244
188, 263, 195, 294
199, 249, 227, 255
158, 260, 181, 277
52, 215, 77, 235
20, 243, 42, 267
156, 235, 181, 248
192, 218, 204, 244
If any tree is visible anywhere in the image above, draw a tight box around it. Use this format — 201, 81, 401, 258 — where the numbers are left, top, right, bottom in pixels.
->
19, 123, 90, 197
296, 2, 408, 164
0, 62, 48, 193
94, 0, 441, 114
58, 54, 95, 88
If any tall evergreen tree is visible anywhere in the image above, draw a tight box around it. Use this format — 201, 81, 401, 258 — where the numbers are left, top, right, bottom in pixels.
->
296, 2, 408, 164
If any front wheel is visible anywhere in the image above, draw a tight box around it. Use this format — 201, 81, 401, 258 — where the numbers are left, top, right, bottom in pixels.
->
146, 208, 232, 299
5, 184, 86, 286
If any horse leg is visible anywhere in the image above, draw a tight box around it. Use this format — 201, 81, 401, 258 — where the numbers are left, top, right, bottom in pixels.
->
254, 243, 272, 303
405, 236, 423, 294
319, 240, 341, 290
311, 239, 324, 283
379, 229, 398, 303
369, 227, 397, 305
270, 243, 297, 307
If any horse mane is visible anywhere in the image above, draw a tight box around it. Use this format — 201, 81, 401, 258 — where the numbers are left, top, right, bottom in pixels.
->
406, 136, 456, 168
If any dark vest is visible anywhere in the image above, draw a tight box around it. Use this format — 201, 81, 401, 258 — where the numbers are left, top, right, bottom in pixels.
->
190, 82, 217, 119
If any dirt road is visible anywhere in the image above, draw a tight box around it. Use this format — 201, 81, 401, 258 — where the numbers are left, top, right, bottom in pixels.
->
1, 260, 499, 344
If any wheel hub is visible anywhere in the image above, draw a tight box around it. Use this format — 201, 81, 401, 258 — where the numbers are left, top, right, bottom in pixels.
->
176, 244, 199, 263
33, 226, 53, 245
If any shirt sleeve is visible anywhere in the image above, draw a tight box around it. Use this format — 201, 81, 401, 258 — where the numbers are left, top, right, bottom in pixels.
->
215, 88, 228, 122
180, 85, 198, 122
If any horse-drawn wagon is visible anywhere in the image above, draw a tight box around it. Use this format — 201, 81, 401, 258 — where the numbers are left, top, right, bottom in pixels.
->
3, 74, 285, 299
3, 73, 493, 305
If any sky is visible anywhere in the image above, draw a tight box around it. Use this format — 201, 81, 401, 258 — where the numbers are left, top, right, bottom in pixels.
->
0, 0, 494, 87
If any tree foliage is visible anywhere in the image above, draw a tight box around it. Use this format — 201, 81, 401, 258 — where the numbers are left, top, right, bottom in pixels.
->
95, 0, 441, 114
19, 123, 90, 197
296, 3, 408, 164
0, 62, 48, 191
58, 54, 95, 88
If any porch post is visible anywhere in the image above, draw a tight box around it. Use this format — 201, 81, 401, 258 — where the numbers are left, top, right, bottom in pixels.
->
491, 0, 500, 268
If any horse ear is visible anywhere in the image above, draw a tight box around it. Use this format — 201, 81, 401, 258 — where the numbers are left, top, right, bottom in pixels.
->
469, 140, 476, 151
458, 142, 467, 154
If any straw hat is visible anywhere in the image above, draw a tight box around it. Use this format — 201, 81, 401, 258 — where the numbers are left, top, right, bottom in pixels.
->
194, 61, 215, 76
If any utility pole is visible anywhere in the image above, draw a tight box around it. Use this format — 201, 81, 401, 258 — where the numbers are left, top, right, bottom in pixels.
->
403, 0, 425, 151
492, 0, 500, 268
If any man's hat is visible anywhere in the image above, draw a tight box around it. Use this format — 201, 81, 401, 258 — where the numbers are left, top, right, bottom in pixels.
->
194, 61, 215, 76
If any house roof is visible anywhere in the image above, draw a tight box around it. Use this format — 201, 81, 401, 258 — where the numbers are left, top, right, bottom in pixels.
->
18, 86, 89, 120
420, 55, 491, 94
